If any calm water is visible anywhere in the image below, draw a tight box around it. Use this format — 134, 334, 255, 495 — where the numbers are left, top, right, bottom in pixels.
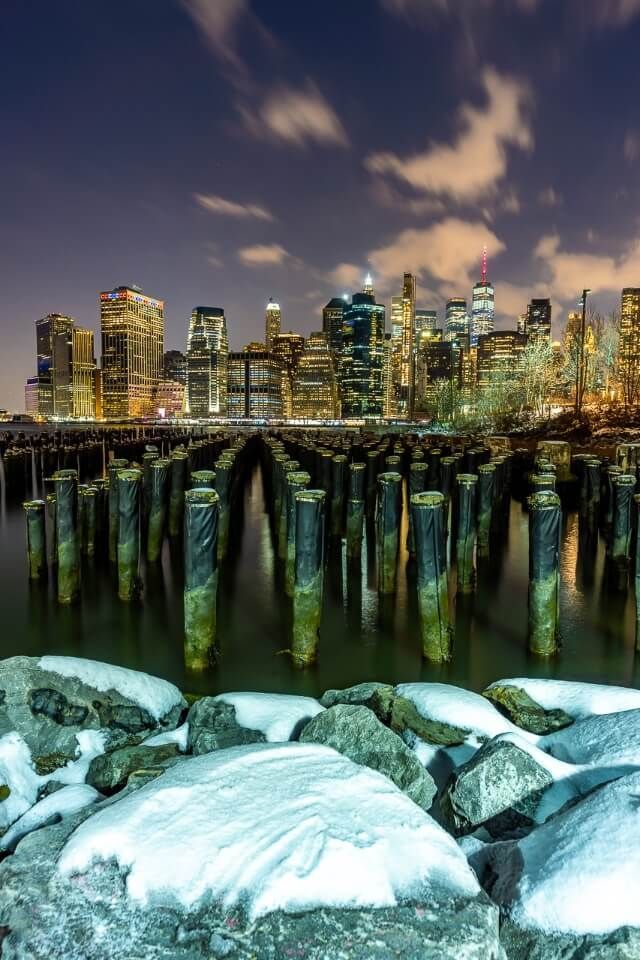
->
1, 457, 639, 697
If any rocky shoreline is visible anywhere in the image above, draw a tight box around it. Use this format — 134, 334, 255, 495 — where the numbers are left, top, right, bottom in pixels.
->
1, 656, 640, 958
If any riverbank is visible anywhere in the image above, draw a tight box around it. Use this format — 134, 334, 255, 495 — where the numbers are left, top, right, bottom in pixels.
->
1, 655, 640, 958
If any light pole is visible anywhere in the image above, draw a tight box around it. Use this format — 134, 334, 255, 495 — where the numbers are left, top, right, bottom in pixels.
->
575, 288, 590, 416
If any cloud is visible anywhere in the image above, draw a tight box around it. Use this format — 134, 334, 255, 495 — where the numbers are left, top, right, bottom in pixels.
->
360, 217, 505, 291
381, 0, 541, 19
500, 187, 521, 214
534, 232, 640, 299
365, 68, 532, 202
624, 130, 640, 164
586, 0, 640, 27
237, 243, 289, 266
328, 263, 364, 290
242, 83, 348, 148
181, 0, 250, 83
194, 192, 273, 221
538, 186, 563, 207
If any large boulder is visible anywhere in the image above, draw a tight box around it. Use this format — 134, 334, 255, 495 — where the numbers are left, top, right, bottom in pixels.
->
482, 684, 573, 735
86, 743, 182, 794
390, 695, 468, 746
0, 743, 503, 960
187, 698, 265, 755
299, 704, 437, 811
442, 738, 553, 838
319, 682, 395, 722
0, 657, 186, 766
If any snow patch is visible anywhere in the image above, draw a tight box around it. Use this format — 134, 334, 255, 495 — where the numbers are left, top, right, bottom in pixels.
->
38, 656, 185, 722
144, 723, 189, 751
487, 677, 640, 719
0, 784, 99, 852
542, 708, 640, 773
215, 692, 324, 742
0, 732, 40, 830
57, 742, 479, 919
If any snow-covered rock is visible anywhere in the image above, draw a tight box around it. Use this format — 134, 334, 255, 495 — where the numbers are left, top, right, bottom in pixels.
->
214, 691, 324, 742
542, 708, 640, 773
0, 784, 99, 853
486, 677, 640, 720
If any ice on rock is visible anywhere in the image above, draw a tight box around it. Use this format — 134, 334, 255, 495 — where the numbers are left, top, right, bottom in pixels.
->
38, 656, 185, 721
491, 770, 640, 935
215, 692, 324, 741
487, 677, 640, 719
57, 742, 480, 920
0, 732, 41, 830
0, 784, 100, 853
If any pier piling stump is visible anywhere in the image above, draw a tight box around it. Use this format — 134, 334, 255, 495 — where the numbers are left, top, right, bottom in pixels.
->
147, 459, 171, 563
184, 488, 220, 670
52, 470, 79, 604
411, 491, 451, 662
528, 490, 561, 656
455, 473, 478, 594
285, 471, 311, 597
23, 499, 46, 580
292, 489, 326, 666
346, 462, 366, 559
117, 469, 142, 602
376, 471, 402, 595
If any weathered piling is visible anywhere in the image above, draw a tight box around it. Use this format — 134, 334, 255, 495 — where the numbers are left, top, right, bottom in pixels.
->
635, 494, 640, 651
455, 473, 477, 594
477, 463, 496, 556
80, 486, 98, 556
147, 458, 171, 563
168, 450, 189, 538
527, 490, 561, 656
530, 472, 556, 496
365, 449, 378, 517
278, 460, 300, 559
611, 473, 636, 567
411, 491, 451, 662
190, 469, 216, 489
23, 500, 46, 579
427, 448, 442, 491
107, 458, 129, 561
439, 456, 455, 531
376, 471, 402, 595
407, 462, 429, 555
142, 451, 159, 518
585, 459, 601, 521
183, 488, 220, 670
285, 471, 311, 596
214, 458, 232, 560
116, 469, 142, 602
604, 465, 623, 530
46, 493, 57, 566
330, 454, 348, 538
52, 470, 79, 604
292, 489, 326, 666
346, 462, 366, 559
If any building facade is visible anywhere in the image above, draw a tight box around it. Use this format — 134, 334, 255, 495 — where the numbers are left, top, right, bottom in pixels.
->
25, 377, 40, 416
271, 332, 305, 418
154, 380, 185, 419
34, 313, 95, 418
185, 306, 228, 417
445, 298, 469, 343
100, 286, 164, 418
619, 288, 640, 404
227, 346, 283, 419
525, 298, 552, 340
415, 341, 458, 413
265, 299, 281, 349
163, 350, 187, 385
322, 298, 345, 356
471, 249, 494, 346
292, 332, 339, 419
340, 285, 386, 419
477, 331, 527, 389
70, 327, 96, 418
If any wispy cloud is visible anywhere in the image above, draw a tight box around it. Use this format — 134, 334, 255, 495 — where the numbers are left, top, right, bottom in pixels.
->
624, 130, 640, 164
194, 192, 274, 221
242, 83, 348, 148
238, 243, 289, 266
181, 0, 251, 86
328, 263, 364, 291
534, 232, 640, 298
365, 68, 532, 202
538, 186, 563, 207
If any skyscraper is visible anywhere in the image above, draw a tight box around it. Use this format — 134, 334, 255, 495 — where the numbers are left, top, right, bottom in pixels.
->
272, 332, 305, 418
477, 331, 526, 389
445, 298, 469, 343
34, 313, 95, 418
340, 277, 386, 419
322, 298, 346, 356
163, 350, 187, 385
415, 340, 457, 413
70, 327, 96, 418
471, 248, 495, 346
397, 272, 417, 418
292, 332, 339, 420
100, 286, 164, 419
227, 345, 283, 419
525, 298, 552, 341
185, 306, 228, 417
619, 288, 640, 404
415, 309, 438, 337
265, 298, 281, 349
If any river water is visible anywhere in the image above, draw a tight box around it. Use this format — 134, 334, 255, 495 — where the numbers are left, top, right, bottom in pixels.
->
1, 457, 638, 698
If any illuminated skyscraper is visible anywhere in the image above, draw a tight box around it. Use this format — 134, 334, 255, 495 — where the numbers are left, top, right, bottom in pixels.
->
34, 313, 95, 418
185, 306, 228, 417
227, 345, 283, 419
265, 298, 281, 349
340, 278, 385, 419
163, 350, 187, 385
477, 331, 526, 388
525, 298, 552, 341
619, 288, 640, 402
445, 298, 469, 343
292, 332, 339, 420
322, 298, 346, 356
471, 248, 495, 346
415, 341, 459, 414
100, 286, 164, 419
396, 272, 417, 418
415, 309, 437, 337
70, 327, 96, 418
272, 332, 305, 418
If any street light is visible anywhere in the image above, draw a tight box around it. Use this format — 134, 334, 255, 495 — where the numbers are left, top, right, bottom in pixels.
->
575, 288, 591, 416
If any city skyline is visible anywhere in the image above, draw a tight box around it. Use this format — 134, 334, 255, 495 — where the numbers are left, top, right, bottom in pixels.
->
5, 1, 640, 409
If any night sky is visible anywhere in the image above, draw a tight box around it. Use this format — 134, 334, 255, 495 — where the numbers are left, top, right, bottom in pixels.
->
3, 0, 640, 410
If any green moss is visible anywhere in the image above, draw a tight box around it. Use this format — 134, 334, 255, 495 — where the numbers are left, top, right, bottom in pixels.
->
0, 784, 10, 802
378, 529, 399, 595
346, 501, 364, 559
528, 572, 558, 656
456, 535, 476, 594
57, 537, 79, 604
418, 570, 452, 663
184, 572, 218, 670
147, 505, 165, 563
292, 570, 322, 666
285, 541, 296, 598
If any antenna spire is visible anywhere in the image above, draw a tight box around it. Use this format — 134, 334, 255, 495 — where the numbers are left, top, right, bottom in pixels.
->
481, 246, 488, 283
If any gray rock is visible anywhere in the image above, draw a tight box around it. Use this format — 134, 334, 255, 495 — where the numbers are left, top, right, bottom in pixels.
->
86, 743, 181, 793
319, 682, 395, 722
442, 739, 553, 838
187, 698, 265, 756
299, 704, 437, 811
498, 918, 640, 959
0, 810, 504, 960
482, 684, 574, 735
390, 695, 469, 746
0, 657, 185, 765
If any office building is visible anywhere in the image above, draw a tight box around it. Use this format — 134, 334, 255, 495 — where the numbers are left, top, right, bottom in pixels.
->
340, 278, 386, 419
619, 288, 640, 401
185, 306, 228, 417
70, 327, 96, 418
100, 286, 164, 419
415, 341, 458, 412
154, 380, 185, 419
393, 272, 417, 418
322, 298, 346, 356
292, 332, 339, 419
163, 350, 187, 385
525, 298, 552, 341
34, 313, 95, 418
477, 331, 527, 388
415, 309, 438, 337
227, 346, 283, 419
445, 298, 469, 343
25, 377, 39, 416
272, 332, 305, 418
265, 298, 281, 349
471, 248, 495, 346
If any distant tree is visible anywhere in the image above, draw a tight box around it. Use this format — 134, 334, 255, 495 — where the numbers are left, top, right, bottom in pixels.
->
520, 338, 555, 419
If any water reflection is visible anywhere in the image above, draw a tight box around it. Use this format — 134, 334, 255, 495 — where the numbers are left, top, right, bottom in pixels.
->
0, 462, 638, 695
